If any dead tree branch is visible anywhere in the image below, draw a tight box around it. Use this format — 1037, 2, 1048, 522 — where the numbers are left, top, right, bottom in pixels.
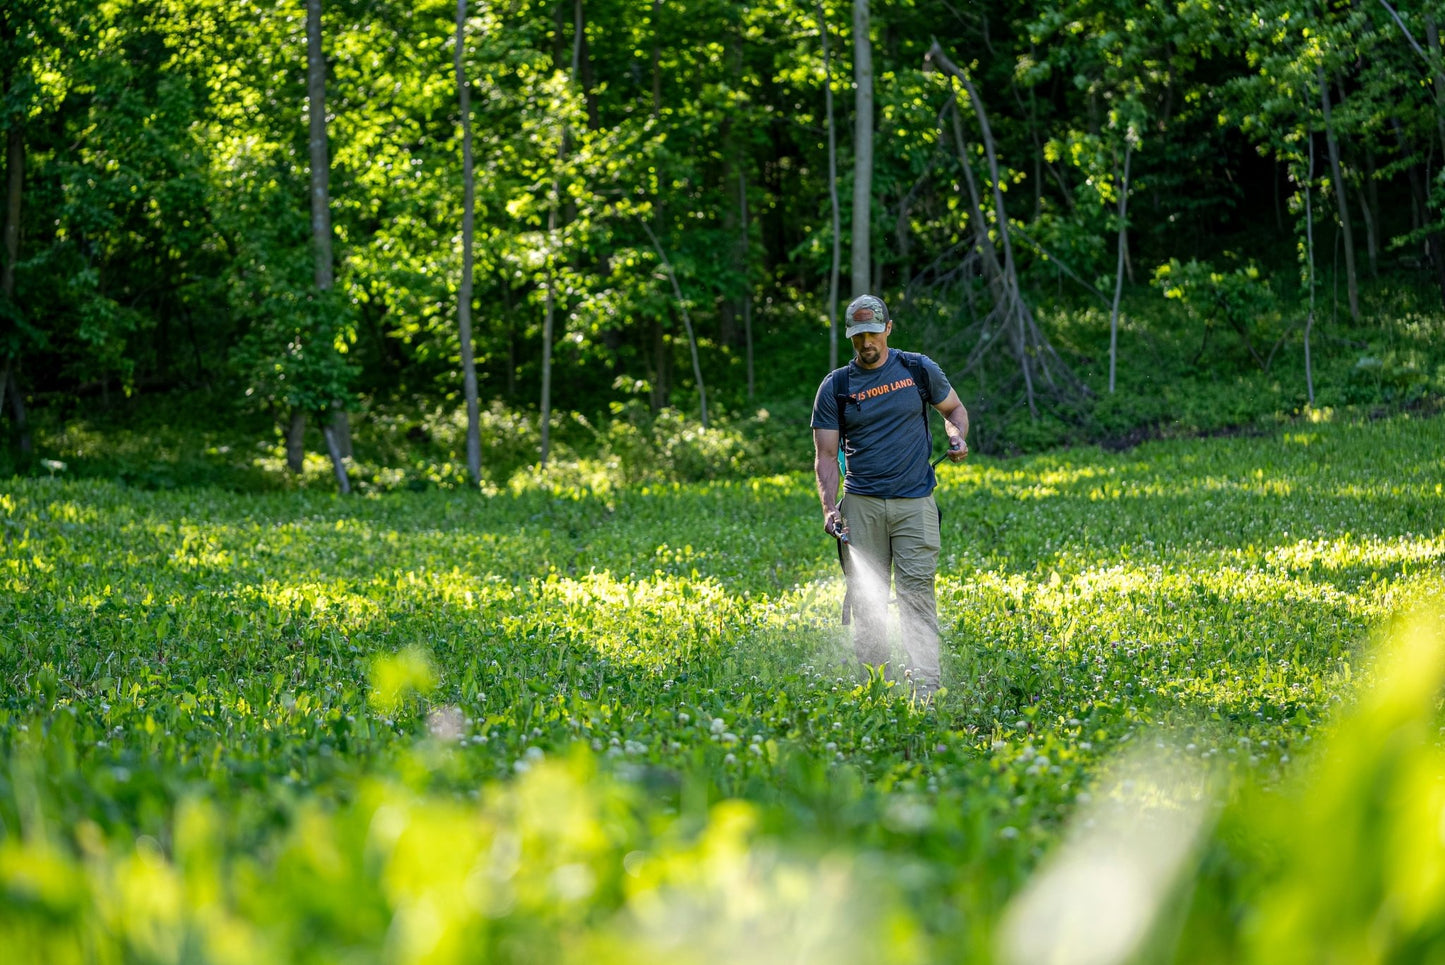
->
923, 40, 1090, 417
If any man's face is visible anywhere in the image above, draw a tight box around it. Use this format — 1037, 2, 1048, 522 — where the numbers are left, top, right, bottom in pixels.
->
851, 321, 892, 369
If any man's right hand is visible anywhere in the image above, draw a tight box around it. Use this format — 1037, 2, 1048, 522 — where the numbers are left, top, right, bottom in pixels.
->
824, 510, 847, 541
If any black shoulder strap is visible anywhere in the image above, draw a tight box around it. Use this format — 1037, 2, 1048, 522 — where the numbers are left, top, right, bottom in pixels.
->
897, 351, 934, 448
829, 365, 854, 440
897, 351, 932, 408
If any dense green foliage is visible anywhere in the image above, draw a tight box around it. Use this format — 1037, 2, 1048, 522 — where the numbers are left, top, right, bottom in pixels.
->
3, 411, 1444, 960
6, 0, 1445, 467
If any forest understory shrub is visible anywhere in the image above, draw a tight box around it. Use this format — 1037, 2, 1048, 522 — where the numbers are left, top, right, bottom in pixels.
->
6, 281, 1445, 488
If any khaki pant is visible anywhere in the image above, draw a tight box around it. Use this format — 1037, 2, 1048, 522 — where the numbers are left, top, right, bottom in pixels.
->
839, 493, 941, 694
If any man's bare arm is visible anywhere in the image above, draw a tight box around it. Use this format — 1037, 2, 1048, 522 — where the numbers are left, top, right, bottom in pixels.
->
813, 427, 845, 535
933, 389, 970, 461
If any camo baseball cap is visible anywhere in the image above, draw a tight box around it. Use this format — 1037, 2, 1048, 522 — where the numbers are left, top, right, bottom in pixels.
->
844, 294, 890, 338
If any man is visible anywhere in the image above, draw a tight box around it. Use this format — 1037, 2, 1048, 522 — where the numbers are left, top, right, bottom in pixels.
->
811, 294, 970, 699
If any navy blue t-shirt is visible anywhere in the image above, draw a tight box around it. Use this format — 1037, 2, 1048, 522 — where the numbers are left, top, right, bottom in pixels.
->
811, 351, 952, 498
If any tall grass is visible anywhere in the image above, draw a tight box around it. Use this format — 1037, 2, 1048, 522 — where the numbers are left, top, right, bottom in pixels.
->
1, 411, 1443, 961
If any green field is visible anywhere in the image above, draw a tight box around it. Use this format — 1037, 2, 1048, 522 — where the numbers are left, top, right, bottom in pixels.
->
3, 411, 1445, 963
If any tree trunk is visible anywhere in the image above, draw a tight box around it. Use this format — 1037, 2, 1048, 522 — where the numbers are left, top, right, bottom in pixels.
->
307, 0, 333, 293
321, 423, 352, 494
2, 70, 31, 455
1109, 142, 1132, 394
2, 123, 19, 303
3, 360, 28, 455
713, 35, 747, 353
718, 131, 738, 349
819, 1, 841, 369
650, 318, 670, 412
717, 295, 736, 349
1427, 15, 1445, 162
642, 221, 707, 428
650, 0, 663, 116
1354, 180, 1378, 279
1378, 6, 1439, 288
1390, 117, 1443, 295
1317, 64, 1359, 324
574, 0, 599, 129
1304, 139, 1317, 407
1426, 14, 1445, 303
329, 408, 351, 458
286, 409, 307, 473
537, 0, 590, 471
850, 0, 873, 296
307, 0, 351, 491
502, 278, 517, 399
1362, 147, 1382, 277
1024, 73, 1045, 220
540, 209, 555, 468
456, 0, 482, 486
739, 170, 754, 399
893, 165, 933, 294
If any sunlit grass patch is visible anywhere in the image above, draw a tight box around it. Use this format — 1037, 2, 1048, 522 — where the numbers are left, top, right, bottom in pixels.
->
1264, 531, 1445, 578
526, 571, 743, 670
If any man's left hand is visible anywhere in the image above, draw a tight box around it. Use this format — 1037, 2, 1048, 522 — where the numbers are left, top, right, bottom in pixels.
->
947, 439, 969, 462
